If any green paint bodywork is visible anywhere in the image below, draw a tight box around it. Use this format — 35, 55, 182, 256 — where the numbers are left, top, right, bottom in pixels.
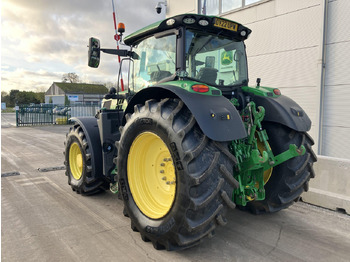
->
229, 100, 306, 206
242, 85, 280, 98
161, 80, 222, 96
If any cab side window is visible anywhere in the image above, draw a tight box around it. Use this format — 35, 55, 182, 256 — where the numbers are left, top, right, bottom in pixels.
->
131, 34, 176, 92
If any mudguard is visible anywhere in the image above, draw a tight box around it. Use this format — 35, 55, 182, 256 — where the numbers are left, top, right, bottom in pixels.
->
96, 110, 122, 180
70, 117, 103, 178
250, 94, 311, 132
124, 85, 247, 142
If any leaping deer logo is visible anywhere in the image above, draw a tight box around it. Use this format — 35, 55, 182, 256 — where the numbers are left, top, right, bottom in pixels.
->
221, 51, 233, 65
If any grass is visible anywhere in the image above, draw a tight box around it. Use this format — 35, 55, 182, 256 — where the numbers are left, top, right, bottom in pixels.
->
1, 108, 16, 113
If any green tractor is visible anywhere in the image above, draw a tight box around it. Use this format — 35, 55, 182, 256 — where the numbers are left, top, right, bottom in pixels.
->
64, 14, 316, 250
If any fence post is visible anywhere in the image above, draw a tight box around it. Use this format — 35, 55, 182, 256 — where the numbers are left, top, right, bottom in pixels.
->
16, 105, 19, 127
51, 104, 53, 124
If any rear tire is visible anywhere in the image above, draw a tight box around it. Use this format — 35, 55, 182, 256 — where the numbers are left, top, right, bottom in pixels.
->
64, 124, 108, 195
116, 98, 238, 250
245, 122, 317, 214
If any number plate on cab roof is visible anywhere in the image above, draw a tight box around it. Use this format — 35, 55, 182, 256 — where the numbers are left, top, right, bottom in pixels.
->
213, 18, 238, 32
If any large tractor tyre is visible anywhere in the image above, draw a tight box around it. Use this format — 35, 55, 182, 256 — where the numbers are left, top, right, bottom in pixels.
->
116, 98, 238, 250
245, 122, 317, 214
64, 124, 108, 195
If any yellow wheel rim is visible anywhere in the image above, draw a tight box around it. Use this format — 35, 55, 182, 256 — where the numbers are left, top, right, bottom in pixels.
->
127, 132, 176, 219
257, 139, 273, 184
69, 142, 83, 180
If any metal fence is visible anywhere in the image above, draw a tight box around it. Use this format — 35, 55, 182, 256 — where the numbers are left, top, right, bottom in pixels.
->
16, 103, 101, 127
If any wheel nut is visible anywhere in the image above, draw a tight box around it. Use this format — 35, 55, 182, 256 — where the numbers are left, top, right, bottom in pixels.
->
160, 163, 165, 166
162, 176, 166, 180
167, 158, 172, 161
166, 181, 170, 185
163, 158, 168, 162
160, 170, 164, 173
170, 181, 175, 185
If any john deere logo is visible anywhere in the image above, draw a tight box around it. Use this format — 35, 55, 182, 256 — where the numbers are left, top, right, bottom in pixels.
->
221, 51, 233, 66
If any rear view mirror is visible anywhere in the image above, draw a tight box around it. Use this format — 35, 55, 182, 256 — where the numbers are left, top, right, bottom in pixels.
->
88, 37, 101, 68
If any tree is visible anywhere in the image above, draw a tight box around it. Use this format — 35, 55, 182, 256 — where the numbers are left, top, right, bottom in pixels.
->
64, 95, 70, 106
1, 91, 8, 102
62, 72, 80, 83
34, 92, 45, 104
1, 91, 10, 107
15, 91, 40, 105
1, 90, 45, 106
9, 90, 20, 106
1, 91, 8, 100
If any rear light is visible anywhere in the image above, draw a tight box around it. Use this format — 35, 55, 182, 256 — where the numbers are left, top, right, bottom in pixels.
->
191, 84, 209, 93
273, 88, 281, 95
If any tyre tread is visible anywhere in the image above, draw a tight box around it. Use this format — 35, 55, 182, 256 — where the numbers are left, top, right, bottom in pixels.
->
117, 98, 237, 250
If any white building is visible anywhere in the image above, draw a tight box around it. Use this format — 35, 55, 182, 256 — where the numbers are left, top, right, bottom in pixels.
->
164, 0, 350, 212
45, 82, 108, 105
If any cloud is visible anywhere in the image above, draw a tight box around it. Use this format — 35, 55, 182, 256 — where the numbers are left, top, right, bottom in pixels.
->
1, 0, 165, 92
1, 68, 64, 92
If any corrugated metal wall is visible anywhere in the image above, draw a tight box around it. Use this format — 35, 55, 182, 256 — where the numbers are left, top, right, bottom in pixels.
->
220, 0, 322, 143
321, 0, 350, 159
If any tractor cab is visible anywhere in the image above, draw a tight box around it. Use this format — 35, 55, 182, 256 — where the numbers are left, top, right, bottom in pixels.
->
124, 14, 251, 96
89, 14, 251, 97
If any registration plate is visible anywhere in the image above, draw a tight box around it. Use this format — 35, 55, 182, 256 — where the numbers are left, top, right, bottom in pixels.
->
213, 18, 238, 32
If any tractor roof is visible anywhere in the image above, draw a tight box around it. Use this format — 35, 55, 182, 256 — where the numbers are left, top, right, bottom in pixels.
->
124, 14, 251, 46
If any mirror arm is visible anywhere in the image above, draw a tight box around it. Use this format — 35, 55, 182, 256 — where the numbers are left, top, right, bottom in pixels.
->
100, 48, 139, 59
100, 48, 128, 56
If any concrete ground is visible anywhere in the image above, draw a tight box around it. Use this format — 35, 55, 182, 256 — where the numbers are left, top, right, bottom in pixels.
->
2, 113, 350, 262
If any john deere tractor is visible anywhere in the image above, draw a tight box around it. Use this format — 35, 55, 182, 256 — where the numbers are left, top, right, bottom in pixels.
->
64, 14, 316, 250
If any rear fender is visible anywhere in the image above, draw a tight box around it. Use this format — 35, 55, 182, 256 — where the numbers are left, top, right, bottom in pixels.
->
250, 95, 312, 132
124, 85, 247, 142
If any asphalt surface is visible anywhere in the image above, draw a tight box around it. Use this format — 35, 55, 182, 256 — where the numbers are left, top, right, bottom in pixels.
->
2, 113, 350, 262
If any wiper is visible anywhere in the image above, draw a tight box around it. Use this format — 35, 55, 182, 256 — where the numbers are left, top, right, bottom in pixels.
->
193, 30, 224, 56
195, 36, 214, 56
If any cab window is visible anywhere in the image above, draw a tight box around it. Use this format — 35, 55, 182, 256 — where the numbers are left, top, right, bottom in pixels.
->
130, 34, 176, 92
185, 29, 248, 87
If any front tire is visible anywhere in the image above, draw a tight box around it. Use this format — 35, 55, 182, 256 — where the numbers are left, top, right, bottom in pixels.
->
245, 122, 317, 214
64, 124, 108, 195
116, 98, 238, 250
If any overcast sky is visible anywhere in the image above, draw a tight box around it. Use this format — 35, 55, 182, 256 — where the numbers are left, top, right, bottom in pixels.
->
1, 0, 166, 93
